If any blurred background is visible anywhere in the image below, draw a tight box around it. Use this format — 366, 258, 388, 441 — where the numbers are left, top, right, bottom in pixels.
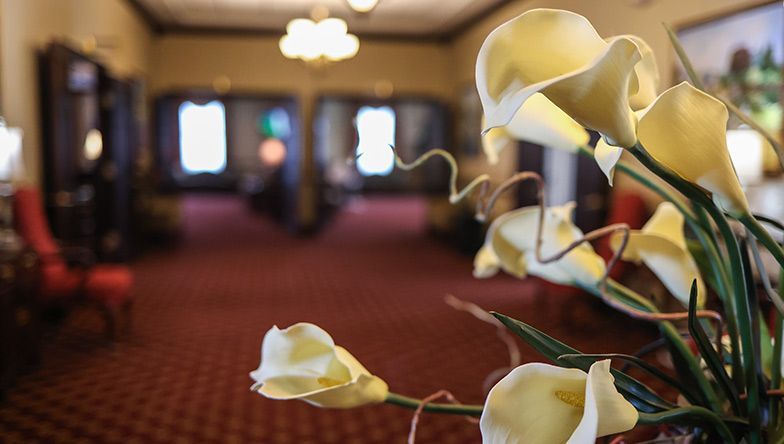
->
0, 0, 781, 442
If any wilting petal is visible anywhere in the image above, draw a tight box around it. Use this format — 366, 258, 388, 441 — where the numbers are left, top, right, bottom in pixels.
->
611, 202, 706, 306
595, 139, 625, 185
638, 82, 749, 215
477, 9, 643, 148
475, 203, 606, 287
480, 360, 637, 444
482, 94, 590, 164
251, 323, 388, 408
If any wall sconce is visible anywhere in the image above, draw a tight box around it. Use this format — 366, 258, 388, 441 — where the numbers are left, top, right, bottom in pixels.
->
279, 17, 359, 64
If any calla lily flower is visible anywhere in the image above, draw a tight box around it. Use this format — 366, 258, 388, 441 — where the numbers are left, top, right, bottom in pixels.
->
482, 93, 590, 164
598, 82, 750, 215
481, 359, 638, 444
476, 8, 658, 149
610, 202, 706, 307
250, 322, 388, 408
474, 203, 606, 287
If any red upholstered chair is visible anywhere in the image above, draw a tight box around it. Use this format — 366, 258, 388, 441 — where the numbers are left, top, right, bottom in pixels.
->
13, 186, 134, 338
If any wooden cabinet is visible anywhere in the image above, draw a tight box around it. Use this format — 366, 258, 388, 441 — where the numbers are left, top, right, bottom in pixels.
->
0, 249, 41, 399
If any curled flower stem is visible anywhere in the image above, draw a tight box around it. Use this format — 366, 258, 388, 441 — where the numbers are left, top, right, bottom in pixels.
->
406, 390, 478, 444
444, 294, 522, 393
747, 230, 784, 315
394, 148, 491, 206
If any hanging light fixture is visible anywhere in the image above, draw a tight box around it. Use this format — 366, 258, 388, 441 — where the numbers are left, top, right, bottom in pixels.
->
279, 16, 359, 64
346, 0, 379, 13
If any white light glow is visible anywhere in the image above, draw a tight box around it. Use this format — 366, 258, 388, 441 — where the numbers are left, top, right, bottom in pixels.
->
355, 106, 395, 177
727, 128, 764, 186
178, 100, 228, 175
0, 124, 24, 183
279, 17, 359, 62
84, 128, 103, 161
346, 0, 379, 13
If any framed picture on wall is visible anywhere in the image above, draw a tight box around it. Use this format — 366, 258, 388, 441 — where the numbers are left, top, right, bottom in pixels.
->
675, 1, 783, 175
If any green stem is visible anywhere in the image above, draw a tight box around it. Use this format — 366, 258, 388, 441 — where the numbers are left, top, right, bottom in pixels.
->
638, 407, 737, 443
384, 392, 483, 417
740, 213, 784, 272
771, 305, 783, 435
605, 280, 723, 413
629, 144, 762, 443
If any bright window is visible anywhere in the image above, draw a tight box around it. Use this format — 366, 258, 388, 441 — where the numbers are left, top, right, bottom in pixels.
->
355, 105, 396, 176
178, 100, 228, 175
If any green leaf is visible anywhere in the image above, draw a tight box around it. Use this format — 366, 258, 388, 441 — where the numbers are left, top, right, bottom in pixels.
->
492, 311, 674, 413
686, 238, 722, 295
687, 281, 741, 415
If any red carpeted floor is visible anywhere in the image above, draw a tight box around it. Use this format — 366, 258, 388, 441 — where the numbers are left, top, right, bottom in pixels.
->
0, 195, 658, 443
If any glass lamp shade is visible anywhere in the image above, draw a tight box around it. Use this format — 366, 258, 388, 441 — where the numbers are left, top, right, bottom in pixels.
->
726, 128, 764, 186
0, 124, 26, 183
346, 0, 379, 13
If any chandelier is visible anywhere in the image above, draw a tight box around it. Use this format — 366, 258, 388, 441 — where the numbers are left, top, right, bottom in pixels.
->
279, 17, 359, 64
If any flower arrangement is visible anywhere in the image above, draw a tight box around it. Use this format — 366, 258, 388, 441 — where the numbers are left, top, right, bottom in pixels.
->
251, 9, 784, 443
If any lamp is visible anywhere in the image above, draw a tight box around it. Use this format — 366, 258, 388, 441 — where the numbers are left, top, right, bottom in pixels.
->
279, 17, 359, 64
0, 119, 25, 253
346, 0, 379, 13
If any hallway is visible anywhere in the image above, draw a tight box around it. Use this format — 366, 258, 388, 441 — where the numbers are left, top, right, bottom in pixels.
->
0, 195, 657, 443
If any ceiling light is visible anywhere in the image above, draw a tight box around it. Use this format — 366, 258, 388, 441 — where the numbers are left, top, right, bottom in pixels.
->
346, 0, 379, 13
279, 17, 359, 64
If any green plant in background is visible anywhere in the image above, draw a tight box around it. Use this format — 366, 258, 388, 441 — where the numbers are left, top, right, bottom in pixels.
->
251, 8, 784, 443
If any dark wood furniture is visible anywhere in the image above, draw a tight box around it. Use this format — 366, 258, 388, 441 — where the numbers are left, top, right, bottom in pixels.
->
38, 43, 138, 262
0, 248, 40, 399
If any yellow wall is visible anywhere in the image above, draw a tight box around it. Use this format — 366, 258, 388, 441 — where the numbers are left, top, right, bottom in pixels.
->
150, 35, 452, 224
0, 0, 152, 183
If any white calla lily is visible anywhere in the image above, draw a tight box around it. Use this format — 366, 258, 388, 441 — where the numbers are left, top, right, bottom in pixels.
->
482, 93, 590, 164
637, 82, 750, 215
595, 83, 750, 216
477, 8, 653, 148
611, 202, 706, 307
481, 359, 638, 444
250, 322, 388, 408
474, 202, 606, 287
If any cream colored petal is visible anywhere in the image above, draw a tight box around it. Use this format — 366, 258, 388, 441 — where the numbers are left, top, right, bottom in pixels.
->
477, 9, 642, 149
251, 323, 387, 408
474, 244, 502, 278
638, 82, 750, 215
503, 94, 590, 153
489, 203, 606, 286
641, 202, 687, 249
584, 360, 638, 439
595, 139, 625, 186
481, 118, 511, 165
251, 323, 349, 384
481, 363, 589, 444
610, 203, 706, 306
618, 35, 659, 110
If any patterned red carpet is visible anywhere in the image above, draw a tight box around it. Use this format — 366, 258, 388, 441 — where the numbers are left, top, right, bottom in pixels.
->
0, 195, 657, 443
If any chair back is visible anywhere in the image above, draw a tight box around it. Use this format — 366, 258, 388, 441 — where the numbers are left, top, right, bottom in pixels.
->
13, 187, 62, 262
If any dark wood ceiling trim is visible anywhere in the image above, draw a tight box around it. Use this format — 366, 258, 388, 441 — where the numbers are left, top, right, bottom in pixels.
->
125, 0, 510, 43
125, 0, 165, 34
160, 24, 448, 43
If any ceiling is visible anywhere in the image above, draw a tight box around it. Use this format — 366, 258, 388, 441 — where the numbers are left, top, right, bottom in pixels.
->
129, 0, 506, 39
